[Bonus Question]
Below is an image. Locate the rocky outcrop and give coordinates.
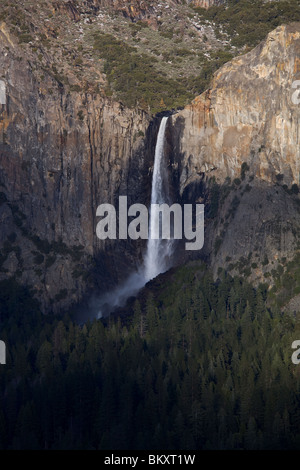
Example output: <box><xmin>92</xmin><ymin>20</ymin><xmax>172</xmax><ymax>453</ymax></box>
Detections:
<box><xmin>171</xmin><ymin>23</ymin><xmax>300</xmax><ymax>194</ymax></box>
<box><xmin>54</xmin><ymin>0</ymin><xmax>225</xmax><ymax>24</ymax></box>
<box><xmin>188</xmin><ymin>0</ymin><xmax>226</xmax><ymax>8</ymax></box>
<box><xmin>169</xmin><ymin>23</ymin><xmax>300</xmax><ymax>281</ymax></box>
<box><xmin>106</xmin><ymin>0</ymin><xmax>227</xmax><ymax>19</ymax></box>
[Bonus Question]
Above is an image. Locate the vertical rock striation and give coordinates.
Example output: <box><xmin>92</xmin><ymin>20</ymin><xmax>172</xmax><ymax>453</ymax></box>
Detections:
<box><xmin>0</xmin><ymin>23</ymin><xmax>154</xmax><ymax>312</ymax></box>
<box><xmin>171</xmin><ymin>23</ymin><xmax>300</xmax><ymax>195</ymax></box>
<box><xmin>169</xmin><ymin>23</ymin><xmax>300</xmax><ymax>281</ymax></box>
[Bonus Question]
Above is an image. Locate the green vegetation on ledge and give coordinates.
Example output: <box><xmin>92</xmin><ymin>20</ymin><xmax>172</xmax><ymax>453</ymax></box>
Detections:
<box><xmin>2</xmin><ymin>0</ymin><xmax>299</xmax><ymax>114</ymax></box>
<box><xmin>193</xmin><ymin>0</ymin><xmax>300</xmax><ymax>49</ymax></box>
<box><xmin>93</xmin><ymin>32</ymin><xmax>192</xmax><ymax>113</ymax></box>
<box><xmin>93</xmin><ymin>32</ymin><xmax>234</xmax><ymax>114</ymax></box>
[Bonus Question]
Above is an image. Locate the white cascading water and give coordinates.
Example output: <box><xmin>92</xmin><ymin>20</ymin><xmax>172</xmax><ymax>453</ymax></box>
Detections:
<box><xmin>144</xmin><ymin>116</ymin><xmax>173</xmax><ymax>281</ymax></box>
<box><xmin>91</xmin><ymin>116</ymin><xmax>173</xmax><ymax>320</ymax></box>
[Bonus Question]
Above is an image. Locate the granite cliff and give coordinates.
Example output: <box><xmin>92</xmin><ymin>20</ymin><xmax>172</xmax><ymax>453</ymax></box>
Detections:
<box><xmin>169</xmin><ymin>22</ymin><xmax>300</xmax><ymax>281</ymax></box>
<box><xmin>0</xmin><ymin>0</ymin><xmax>299</xmax><ymax>312</ymax></box>
<box><xmin>171</xmin><ymin>23</ymin><xmax>300</xmax><ymax>190</ymax></box>
<box><xmin>0</xmin><ymin>20</ymin><xmax>156</xmax><ymax>312</ymax></box>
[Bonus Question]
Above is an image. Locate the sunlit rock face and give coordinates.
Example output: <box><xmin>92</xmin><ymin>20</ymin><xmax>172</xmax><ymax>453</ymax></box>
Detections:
<box><xmin>171</xmin><ymin>23</ymin><xmax>300</xmax><ymax>195</ymax></box>
<box><xmin>189</xmin><ymin>0</ymin><xmax>226</xmax><ymax>7</ymax></box>
<box><xmin>169</xmin><ymin>23</ymin><xmax>300</xmax><ymax>282</ymax></box>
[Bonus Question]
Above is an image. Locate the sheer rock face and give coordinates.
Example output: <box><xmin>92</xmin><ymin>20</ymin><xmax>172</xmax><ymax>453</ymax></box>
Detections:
<box><xmin>169</xmin><ymin>23</ymin><xmax>300</xmax><ymax>279</ymax></box>
<box><xmin>171</xmin><ymin>23</ymin><xmax>300</xmax><ymax>195</ymax></box>
<box><xmin>0</xmin><ymin>23</ymin><xmax>154</xmax><ymax>312</ymax></box>
<box><xmin>1</xmin><ymin>17</ymin><xmax>300</xmax><ymax>312</ymax></box>
<box><xmin>190</xmin><ymin>0</ymin><xmax>226</xmax><ymax>7</ymax></box>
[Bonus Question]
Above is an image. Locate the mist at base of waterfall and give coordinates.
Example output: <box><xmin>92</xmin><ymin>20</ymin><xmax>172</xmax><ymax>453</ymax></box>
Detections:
<box><xmin>77</xmin><ymin>260</ymin><xmax>169</xmax><ymax>322</ymax></box>
<box><xmin>96</xmin><ymin>269</ymin><xmax>147</xmax><ymax>319</ymax></box>
<box><xmin>97</xmin><ymin>243</ymin><xmax>174</xmax><ymax>318</ymax></box>
<box><xmin>75</xmin><ymin>269</ymin><xmax>146</xmax><ymax>323</ymax></box>
<box><xmin>96</xmin><ymin>239</ymin><xmax>175</xmax><ymax>318</ymax></box>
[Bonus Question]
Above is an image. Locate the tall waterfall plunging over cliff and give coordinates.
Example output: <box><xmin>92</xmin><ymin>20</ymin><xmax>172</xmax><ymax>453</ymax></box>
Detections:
<box><xmin>91</xmin><ymin>116</ymin><xmax>174</xmax><ymax>319</ymax></box>
<box><xmin>144</xmin><ymin>116</ymin><xmax>174</xmax><ymax>281</ymax></box>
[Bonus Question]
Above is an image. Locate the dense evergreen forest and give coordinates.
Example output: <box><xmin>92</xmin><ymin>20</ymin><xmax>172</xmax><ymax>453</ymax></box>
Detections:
<box><xmin>1</xmin><ymin>261</ymin><xmax>300</xmax><ymax>449</ymax></box>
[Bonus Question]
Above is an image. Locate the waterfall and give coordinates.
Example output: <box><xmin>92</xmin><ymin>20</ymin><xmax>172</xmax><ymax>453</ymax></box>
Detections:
<box><xmin>144</xmin><ymin>116</ymin><xmax>173</xmax><ymax>281</ymax></box>
<box><xmin>87</xmin><ymin>116</ymin><xmax>173</xmax><ymax>321</ymax></box>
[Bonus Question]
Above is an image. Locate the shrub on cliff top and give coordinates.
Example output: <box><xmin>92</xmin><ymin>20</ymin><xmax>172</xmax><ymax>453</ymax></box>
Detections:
<box><xmin>93</xmin><ymin>32</ymin><xmax>195</xmax><ymax>113</ymax></box>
